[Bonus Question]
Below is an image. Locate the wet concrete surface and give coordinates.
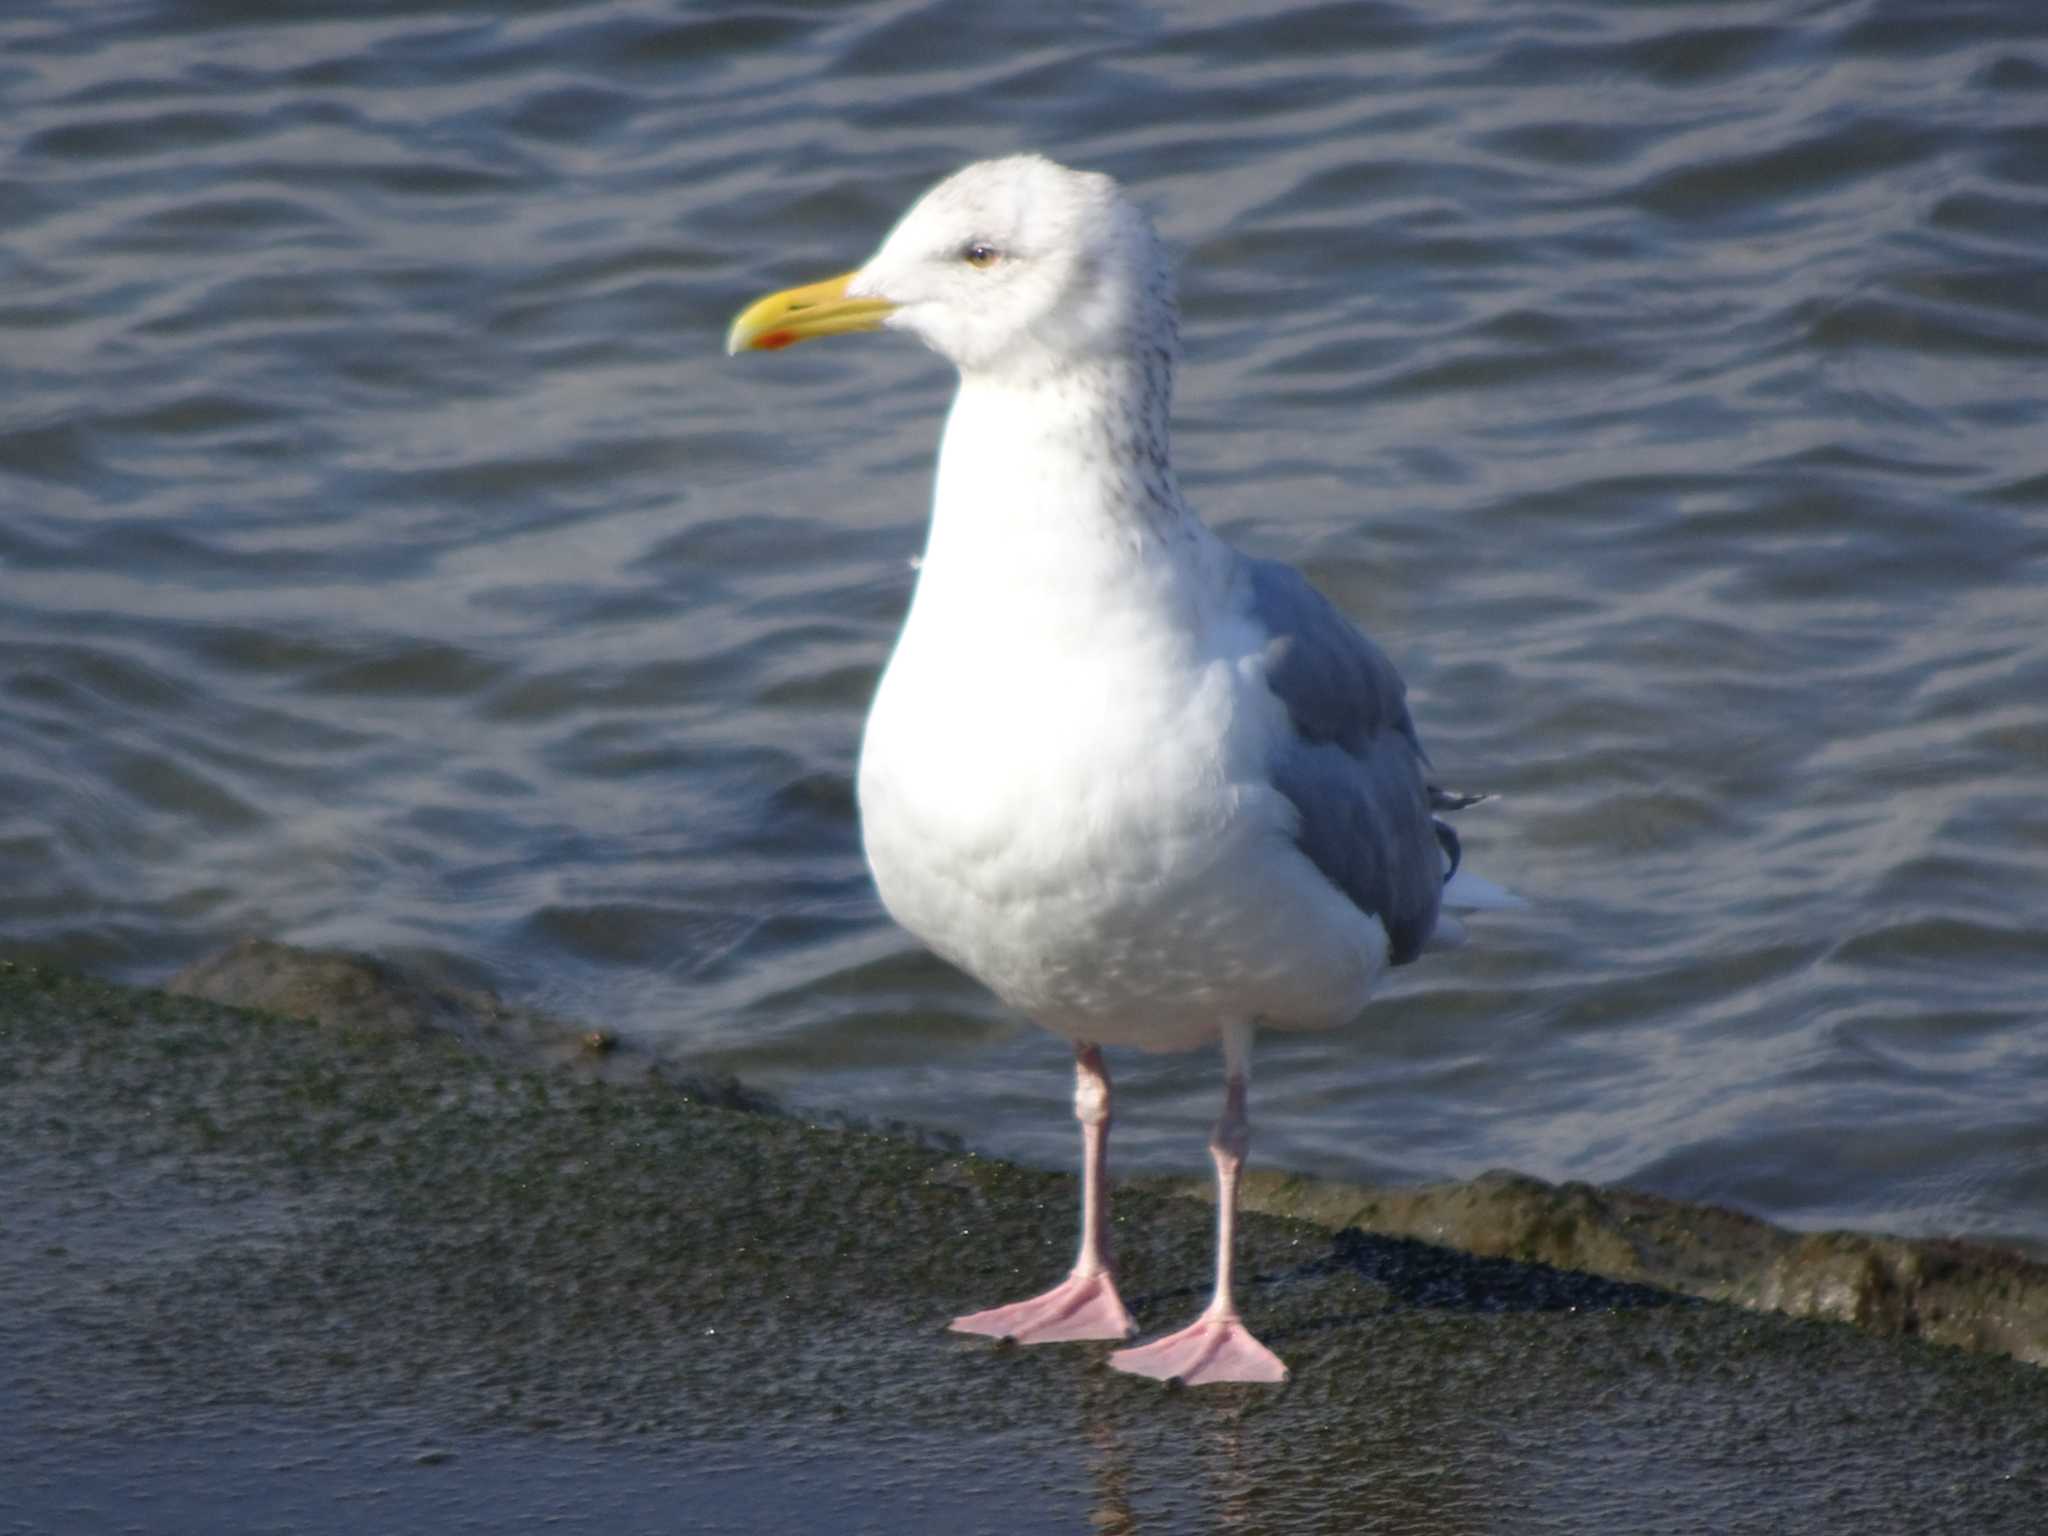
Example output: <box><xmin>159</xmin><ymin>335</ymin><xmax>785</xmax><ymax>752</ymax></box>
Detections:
<box><xmin>4</xmin><ymin>953</ymin><xmax>2045</xmax><ymax>1533</ymax></box>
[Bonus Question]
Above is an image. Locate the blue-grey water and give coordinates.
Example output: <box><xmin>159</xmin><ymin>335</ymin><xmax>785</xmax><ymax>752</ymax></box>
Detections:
<box><xmin>5</xmin><ymin>1</ymin><xmax>2045</xmax><ymax>1251</ymax></box>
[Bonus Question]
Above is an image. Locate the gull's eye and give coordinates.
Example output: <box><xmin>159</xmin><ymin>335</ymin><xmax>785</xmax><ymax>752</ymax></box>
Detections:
<box><xmin>963</xmin><ymin>242</ymin><xmax>1000</xmax><ymax>269</ymax></box>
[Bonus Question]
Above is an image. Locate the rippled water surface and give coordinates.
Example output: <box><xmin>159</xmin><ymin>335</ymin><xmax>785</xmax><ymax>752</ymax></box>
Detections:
<box><xmin>6</xmin><ymin>1</ymin><xmax>2045</xmax><ymax>1247</ymax></box>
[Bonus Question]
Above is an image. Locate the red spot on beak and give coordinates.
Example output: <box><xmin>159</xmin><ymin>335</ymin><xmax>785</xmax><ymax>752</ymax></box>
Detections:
<box><xmin>756</xmin><ymin>331</ymin><xmax>798</xmax><ymax>351</ymax></box>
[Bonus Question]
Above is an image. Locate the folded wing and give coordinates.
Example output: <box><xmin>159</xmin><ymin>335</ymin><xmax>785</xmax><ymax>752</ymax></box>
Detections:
<box><xmin>1242</xmin><ymin>556</ymin><xmax>1477</xmax><ymax>966</ymax></box>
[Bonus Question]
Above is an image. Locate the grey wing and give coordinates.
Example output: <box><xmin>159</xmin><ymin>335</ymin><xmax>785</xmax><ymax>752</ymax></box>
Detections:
<box><xmin>1243</xmin><ymin>556</ymin><xmax>1445</xmax><ymax>965</ymax></box>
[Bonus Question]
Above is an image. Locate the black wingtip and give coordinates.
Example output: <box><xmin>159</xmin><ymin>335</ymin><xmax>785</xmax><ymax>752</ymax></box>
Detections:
<box><xmin>1433</xmin><ymin>819</ymin><xmax>1463</xmax><ymax>885</ymax></box>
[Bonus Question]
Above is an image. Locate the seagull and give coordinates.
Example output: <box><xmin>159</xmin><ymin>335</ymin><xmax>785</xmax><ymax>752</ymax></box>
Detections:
<box><xmin>726</xmin><ymin>155</ymin><xmax>1515</xmax><ymax>1385</ymax></box>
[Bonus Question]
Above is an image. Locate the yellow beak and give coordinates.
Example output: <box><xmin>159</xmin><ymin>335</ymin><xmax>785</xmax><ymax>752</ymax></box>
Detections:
<box><xmin>724</xmin><ymin>271</ymin><xmax>895</xmax><ymax>356</ymax></box>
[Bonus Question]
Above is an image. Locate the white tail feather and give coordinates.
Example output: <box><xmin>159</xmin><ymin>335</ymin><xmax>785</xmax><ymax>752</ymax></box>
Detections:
<box><xmin>1443</xmin><ymin>868</ymin><xmax>1524</xmax><ymax>911</ymax></box>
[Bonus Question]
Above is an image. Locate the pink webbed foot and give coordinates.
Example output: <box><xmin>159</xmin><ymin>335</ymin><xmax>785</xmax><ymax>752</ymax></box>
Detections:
<box><xmin>1110</xmin><ymin>1311</ymin><xmax>1289</xmax><ymax>1386</ymax></box>
<box><xmin>949</xmin><ymin>1268</ymin><xmax>1136</xmax><ymax>1344</ymax></box>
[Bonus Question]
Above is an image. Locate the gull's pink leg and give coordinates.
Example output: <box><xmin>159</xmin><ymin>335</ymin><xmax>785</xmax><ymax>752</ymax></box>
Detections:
<box><xmin>1112</xmin><ymin>1023</ymin><xmax>1288</xmax><ymax>1385</ymax></box>
<box><xmin>950</xmin><ymin>1043</ymin><xmax>1136</xmax><ymax>1343</ymax></box>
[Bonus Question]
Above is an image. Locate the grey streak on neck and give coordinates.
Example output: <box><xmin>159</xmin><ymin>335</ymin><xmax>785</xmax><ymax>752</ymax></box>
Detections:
<box><xmin>1035</xmin><ymin>264</ymin><xmax>1186</xmax><ymax>544</ymax></box>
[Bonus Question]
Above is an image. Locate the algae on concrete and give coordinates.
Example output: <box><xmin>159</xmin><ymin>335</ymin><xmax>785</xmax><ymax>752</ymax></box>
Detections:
<box><xmin>1138</xmin><ymin>1163</ymin><xmax>2048</xmax><ymax>1366</ymax></box>
<box><xmin>169</xmin><ymin>938</ymin><xmax>2048</xmax><ymax>1368</ymax></box>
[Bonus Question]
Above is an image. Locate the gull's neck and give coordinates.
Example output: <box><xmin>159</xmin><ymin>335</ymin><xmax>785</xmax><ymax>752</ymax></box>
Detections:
<box><xmin>924</xmin><ymin>354</ymin><xmax>1191</xmax><ymax>578</ymax></box>
<box><xmin>890</xmin><ymin>352</ymin><xmax>1223</xmax><ymax>676</ymax></box>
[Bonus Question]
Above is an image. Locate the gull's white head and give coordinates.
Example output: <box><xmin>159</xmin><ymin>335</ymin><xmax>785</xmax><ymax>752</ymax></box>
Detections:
<box><xmin>727</xmin><ymin>155</ymin><xmax>1175</xmax><ymax>384</ymax></box>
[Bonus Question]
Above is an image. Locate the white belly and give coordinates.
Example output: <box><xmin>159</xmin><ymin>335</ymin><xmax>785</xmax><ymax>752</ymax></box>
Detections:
<box><xmin>856</xmin><ymin>626</ymin><xmax>1389</xmax><ymax>1052</ymax></box>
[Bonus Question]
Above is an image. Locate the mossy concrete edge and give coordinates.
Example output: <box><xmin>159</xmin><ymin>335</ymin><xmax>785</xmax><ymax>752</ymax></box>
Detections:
<box><xmin>157</xmin><ymin>936</ymin><xmax>2048</xmax><ymax>1369</ymax></box>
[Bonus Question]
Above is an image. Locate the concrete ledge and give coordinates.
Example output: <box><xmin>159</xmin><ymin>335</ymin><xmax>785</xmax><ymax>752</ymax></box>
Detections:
<box><xmin>7</xmin><ymin>945</ymin><xmax>2045</xmax><ymax>1531</ymax></box>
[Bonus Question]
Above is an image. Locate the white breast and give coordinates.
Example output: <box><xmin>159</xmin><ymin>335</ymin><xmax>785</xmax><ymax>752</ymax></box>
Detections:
<box><xmin>856</xmin><ymin>509</ymin><xmax>1389</xmax><ymax>1051</ymax></box>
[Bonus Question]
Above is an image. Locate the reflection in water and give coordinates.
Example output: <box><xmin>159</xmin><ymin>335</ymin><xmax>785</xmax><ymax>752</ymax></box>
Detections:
<box><xmin>1071</xmin><ymin>1368</ymin><xmax>1492</xmax><ymax>1534</ymax></box>
<box><xmin>1083</xmin><ymin>1410</ymin><xmax>1136</xmax><ymax>1536</ymax></box>
<box><xmin>1048</xmin><ymin>1222</ymin><xmax>1714</xmax><ymax>1529</ymax></box>
<box><xmin>1205</xmin><ymin>1412</ymin><xmax>1258</xmax><ymax>1534</ymax></box>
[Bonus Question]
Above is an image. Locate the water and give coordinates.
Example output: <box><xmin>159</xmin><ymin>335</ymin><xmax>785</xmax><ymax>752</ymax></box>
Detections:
<box><xmin>4</xmin><ymin>0</ymin><xmax>2044</xmax><ymax>1250</ymax></box>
